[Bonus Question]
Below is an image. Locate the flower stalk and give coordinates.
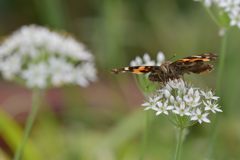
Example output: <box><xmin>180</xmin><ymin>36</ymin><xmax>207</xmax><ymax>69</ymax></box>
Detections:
<box><xmin>139</xmin><ymin>111</ymin><xmax>152</xmax><ymax>160</ymax></box>
<box><xmin>217</xmin><ymin>28</ymin><xmax>229</xmax><ymax>92</ymax></box>
<box><xmin>174</xmin><ymin>127</ymin><xmax>185</xmax><ymax>160</ymax></box>
<box><xmin>13</xmin><ymin>89</ymin><xmax>42</xmax><ymax>160</ymax></box>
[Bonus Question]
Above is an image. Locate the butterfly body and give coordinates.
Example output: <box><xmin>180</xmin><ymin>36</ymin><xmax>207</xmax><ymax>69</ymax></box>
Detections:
<box><xmin>112</xmin><ymin>53</ymin><xmax>217</xmax><ymax>83</ymax></box>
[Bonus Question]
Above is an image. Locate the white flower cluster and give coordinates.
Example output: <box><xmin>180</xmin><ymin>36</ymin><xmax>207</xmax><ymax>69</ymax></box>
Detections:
<box><xmin>196</xmin><ymin>0</ymin><xmax>240</xmax><ymax>28</ymax></box>
<box><xmin>130</xmin><ymin>51</ymin><xmax>165</xmax><ymax>66</ymax></box>
<box><xmin>0</xmin><ymin>25</ymin><xmax>97</xmax><ymax>89</ymax></box>
<box><xmin>142</xmin><ymin>79</ymin><xmax>222</xmax><ymax>124</ymax></box>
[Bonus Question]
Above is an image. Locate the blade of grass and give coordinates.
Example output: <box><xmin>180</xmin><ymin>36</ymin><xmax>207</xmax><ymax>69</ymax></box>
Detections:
<box><xmin>0</xmin><ymin>109</ymin><xmax>41</xmax><ymax>160</ymax></box>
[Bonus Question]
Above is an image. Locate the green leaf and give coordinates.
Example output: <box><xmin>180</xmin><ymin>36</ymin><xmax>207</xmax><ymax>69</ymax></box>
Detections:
<box><xmin>0</xmin><ymin>109</ymin><xmax>41</xmax><ymax>160</ymax></box>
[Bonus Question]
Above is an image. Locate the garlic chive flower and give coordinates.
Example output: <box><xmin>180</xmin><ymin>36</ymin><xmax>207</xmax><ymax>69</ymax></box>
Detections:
<box><xmin>195</xmin><ymin>0</ymin><xmax>240</xmax><ymax>29</ymax></box>
<box><xmin>0</xmin><ymin>25</ymin><xmax>97</xmax><ymax>89</ymax></box>
<box><xmin>142</xmin><ymin>79</ymin><xmax>222</xmax><ymax>124</ymax></box>
<box><xmin>130</xmin><ymin>51</ymin><xmax>165</xmax><ymax>66</ymax></box>
<box><xmin>154</xmin><ymin>101</ymin><xmax>174</xmax><ymax>115</ymax></box>
<box><xmin>191</xmin><ymin>108</ymin><xmax>210</xmax><ymax>124</ymax></box>
<box><xmin>142</xmin><ymin>96</ymin><xmax>161</xmax><ymax>110</ymax></box>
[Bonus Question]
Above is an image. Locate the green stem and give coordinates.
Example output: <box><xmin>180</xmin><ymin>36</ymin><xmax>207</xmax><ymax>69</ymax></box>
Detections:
<box><xmin>206</xmin><ymin>28</ymin><xmax>229</xmax><ymax>160</ymax></box>
<box><xmin>205</xmin><ymin>8</ymin><xmax>222</xmax><ymax>28</ymax></box>
<box><xmin>174</xmin><ymin>127</ymin><xmax>185</xmax><ymax>160</ymax></box>
<box><xmin>13</xmin><ymin>89</ymin><xmax>41</xmax><ymax>160</ymax></box>
<box><xmin>217</xmin><ymin>29</ymin><xmax>229</xmax><ymax>91</ymax></box>
<box><xmin>201</xmin><ymin>2</ymin><xmax>222</xmax><ymax>28</ymax></box>
<box><xmin>140</xmin><ymin>111</ymin><xmax>151</xmax><ymax>160</ymax></box>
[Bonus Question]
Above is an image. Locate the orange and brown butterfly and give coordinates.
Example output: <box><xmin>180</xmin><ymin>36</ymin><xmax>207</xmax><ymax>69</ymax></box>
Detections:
<box><xmin>111</xmin><ymin>53</ymin><xmax>217</xmax><ymax>83</ymax></box>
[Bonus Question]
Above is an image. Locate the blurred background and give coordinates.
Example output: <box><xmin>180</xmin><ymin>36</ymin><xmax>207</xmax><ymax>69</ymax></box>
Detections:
<box><xmin>0</xmin><ymin>0</ymin><xmax>240</xmax><ymax>159</ymax></box>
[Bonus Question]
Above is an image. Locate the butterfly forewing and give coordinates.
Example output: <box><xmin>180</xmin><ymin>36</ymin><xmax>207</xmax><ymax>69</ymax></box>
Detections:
<box><xmin>111</xmin><ymin>66</ymin><xmax>161</xmax><ymax>74</ymax></box>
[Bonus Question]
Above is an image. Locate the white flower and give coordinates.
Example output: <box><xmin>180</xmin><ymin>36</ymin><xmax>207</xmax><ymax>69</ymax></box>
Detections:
<box><xmin>218</xmin><ymin>0</ymin><xmax>240</xmax><ymax>12</ymax></box>
<box><xmin>163</xmin><ymin>89</ymin><xmax>171</xmax><ymax>98</ymax></box>
<box><xmin>154</xmin><ymin>101</ymin><xmax>174</xmax><ymax>115</ymax></box>
<box><xmin>204</xmin><ymin>100</ymin><xmax>223</xmax><ymax>113</ymax></box>
<box><xmin>143</xmin><ymin>54</ymin><xmax>155</xmax><ymax>66</ymax></box>
<box><xmin>130</xmin><ymin>56</ymin><xmax>142</xmax><ymax>66</ymax></box>
<box><xmin>184</xmin><ymin>89</ymin><xmax>201</xmax><ymax>107</ymax></box>
<box><xmin>0</xmin><ymin>54</ymin><xmax>22</xmax><ymax>80</ymax></box>
<box><xmin>142</xmin><ymin>96</ymin><xmax>161</xmax><ymax>110</ymax></box>
<box><xmin>195</xmin><ymin>0</ymin><xmax>240</xmax><ymax>29</ymax></box>
<box><xmin>48</xmin><ymin>57</ymin><xmax>75</xmax><ymax>86</ymax></box>
<box><xmin>173</xmin><ymin>102</ymin><xmax>191</xmax><ymax>116</ymax></box>
<box><xmin>219</xmin><ymin>28</ymin><xmax>226</xmax><ymax>36</ymax></box>
<box><xmin>156</xmin><ymin>51</ymin><xmax>165</xmax><ymax>65</ymax></box>
<box><xmin>176</xmin><ymin>96</ymin><xmax>183</xmax><ymax>103</ymax></box>
<box><xmin>22</xmin><ymin>63</ymin><xmax>49</xmax><ymax>89</ymax></box>
<box><xmin>201</xmin><ymin>90</ymin><xmax>219</xmax><ymax>100</ymax></box>
<box><xmin>142</xmin><ymin>79</ymin><xmax>221</xmax><ymax>125</ymax></box>
<box><xmin>169</xmin><ymin>95</ymin><xmax>175</xmax><ymax>104</ymax></box>
<box><xmin>130</xmin><ymin>51</ymin><xmax>165</xmax><ymax>66</ymax></box>
<box><xmin>0</xmin><ymin>25</ymin><xmax>97</xmax><ymax>88</ymax></box>
<box><xmin>230</xmin><ymin>9</ymin><xmax>240</xmax><ymax>27</ymax></box>
<box><xmin>191</xmin><ymin>108</ymin><xmax>210</xmax><ymax>124</ymax></box>
<box><xmin>167</xmin><ymin>79</ymin><xmax>186</xmax><ymax>94</ymax></box>
<box><xmin>75</xmin><ymin>63</ymin><xmax>97</xmax><ymax>87</ymax></box>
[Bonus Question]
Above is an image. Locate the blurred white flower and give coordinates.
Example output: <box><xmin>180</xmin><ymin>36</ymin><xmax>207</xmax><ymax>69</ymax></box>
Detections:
<box><xmin>48</xmin><ymin>57</ymin><xmax>75</xmax><ymax>86</ymax></box>
<box><xmin>130</xmin><ymin>51</ymin><xmax>165</xmax><ymax>66</ymax></box>
<box><xmin>142</xmin><ymin>79</ymin><xmax>222</xmax><ymax>124</ymax></box>
<box><xmin>229</xmin><ymin>9</ymin><xmax>240</xmax><ymax>27</ymax></box>
<box><xmin>22</xmin><ymin>63</ymin><xmax>49</xmax><ymax>88</ymax></box>
<box><xmin>156</xmin><ymin>51</ymin><xmax>165</xmax><ymax>65</ymax></box>
<box><xmin>218</xmin><ymin>0</ymin><xmax>240</xmax><ymax>12</ymax></box>
<box><xmin>219</xmin><ymin>28</ymin><xmax>226</xmax><ymax>36</ymax></box>
<box><xmin>0</xmin><ymin>25</ymin><xmax>97</xmax><ymax>89</ymax></box>
<box><xmin>75</xmin><ymin>62</ymin><xmax>97</xmax><ymax>87</ymax></box>
<box><xmin>196</xmin><ymin>0</ymin><xmax>240</xmax><ymax>29</ymax></box>
<box><xmin>0</xmin><ymin>54</ymin><xmax>22</xmax><ymax>80</ymax></box>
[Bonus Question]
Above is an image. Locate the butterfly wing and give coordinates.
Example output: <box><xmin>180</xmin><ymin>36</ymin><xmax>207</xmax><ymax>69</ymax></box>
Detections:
<box><xmin>170</xmin><ymin>53</ymin><xmax>217</xmax><ymax>75</ymax></box>
<box><xmin>111</xmin><ymin>66</ymin><xmax>161</xmax><ymax>74</ymax></box>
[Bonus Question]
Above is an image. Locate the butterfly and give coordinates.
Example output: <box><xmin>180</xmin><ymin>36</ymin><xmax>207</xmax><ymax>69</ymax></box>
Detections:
<box><xmin>111</xmin><ymin>53</ymin><xmax>217</xmax><ymax>83</ymax></box>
